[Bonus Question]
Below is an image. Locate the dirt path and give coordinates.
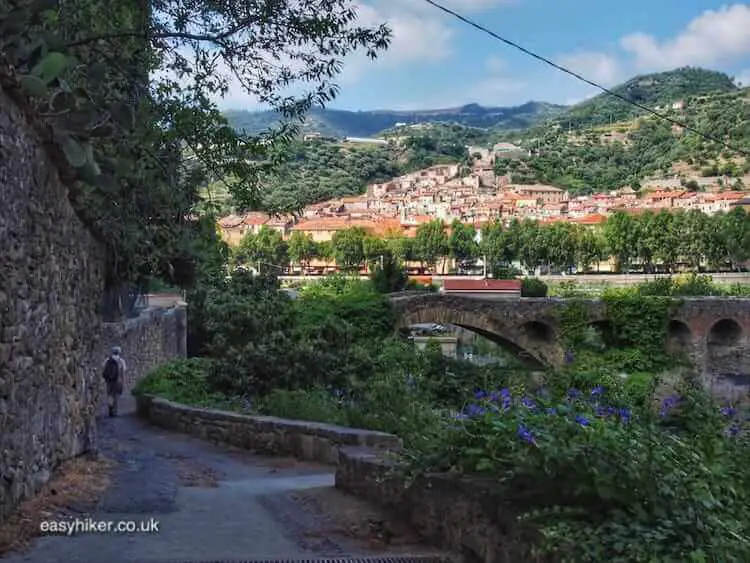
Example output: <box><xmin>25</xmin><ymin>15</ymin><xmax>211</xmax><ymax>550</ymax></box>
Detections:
<box><xmin>1</xmin><ymin>399</ymin><xmax>440</xmax><ymax>563</ymax></box>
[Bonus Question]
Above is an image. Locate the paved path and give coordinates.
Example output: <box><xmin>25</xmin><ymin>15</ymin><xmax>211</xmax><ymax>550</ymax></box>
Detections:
<box><xmin>1</xmin><ymin>398</ymin><xmax>435</xmax><ymax>563</ymax></box>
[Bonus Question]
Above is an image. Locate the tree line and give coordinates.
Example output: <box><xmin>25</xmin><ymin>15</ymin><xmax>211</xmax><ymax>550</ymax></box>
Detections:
<box><xmin>232</xmin><ymin>207</ymin><xmax>750</xmax><ymax>275</ymax></box>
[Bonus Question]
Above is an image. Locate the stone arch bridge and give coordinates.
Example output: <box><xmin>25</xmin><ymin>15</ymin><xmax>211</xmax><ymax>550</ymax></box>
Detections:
<box><xmin>389</xmin><ymin>292</ymin><xmax>750</xmax><ymax>398</ymax></box>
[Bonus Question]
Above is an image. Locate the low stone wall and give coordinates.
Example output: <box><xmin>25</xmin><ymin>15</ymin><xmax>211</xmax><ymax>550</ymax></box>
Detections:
<box><xmin>136</xmin><ymin>395</ymin><xmax>401</xmax><ymax>464</ymax></box>
<box><xmin>335</xmin><ymin>447</ymin><xmax>524</xmax><ymax>563</ymax></box>
<box><xmin>137</xmin><ymin>393</ymin><xmax>516</xmax><ymax>563</ymax></box>
<box><xmin>97</xmin><ymin>305</ymin><xmax>187</xmax><ymax>411</ymax></box>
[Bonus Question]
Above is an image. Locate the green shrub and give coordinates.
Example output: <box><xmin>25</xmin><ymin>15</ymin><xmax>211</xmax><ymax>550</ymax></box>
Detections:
<box><xmin>133</xmin><ymin>358</ymin><xmax>228</xmax><ymax>407</ymax></box>
<box><xmin>521</xmin><ymin>277</ymin><xmax>548</xmax><ymax>297</ymax></box>
<box><xmin>259</xmin><ymin>388</ymin><xmax>347</xmax><ymax>425</ymax></box>
<box><xmin>637</xmin><ymin>274</ymin><xmax>723</xmax><ymax>297</ymax></box>
<box><xmin>370</xmin><ymin>253</ymin><xmax>407</xmax><ymax>293</ymax></box>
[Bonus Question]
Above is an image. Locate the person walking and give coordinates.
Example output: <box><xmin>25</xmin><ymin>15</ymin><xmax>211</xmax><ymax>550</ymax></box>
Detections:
<box><xmin>102</xmin><ymin>346</ymin><xmax>126</xmax><ymax>417</ymax></box>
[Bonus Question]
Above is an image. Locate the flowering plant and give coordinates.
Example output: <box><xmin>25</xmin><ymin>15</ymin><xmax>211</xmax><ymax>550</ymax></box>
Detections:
<box><xmin>406</xmin><ymin>382</ymin><xmax>750</xmax><ymax>562</ymax></box>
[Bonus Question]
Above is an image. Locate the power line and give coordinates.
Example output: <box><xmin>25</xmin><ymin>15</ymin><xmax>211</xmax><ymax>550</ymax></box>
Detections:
<box><xmin>423</xmin><ymin>0</ymin><xmax>749</xmax><ymax>158</ymax></box>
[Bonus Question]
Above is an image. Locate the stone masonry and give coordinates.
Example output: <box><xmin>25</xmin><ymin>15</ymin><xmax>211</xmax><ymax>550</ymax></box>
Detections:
<box><xmin>0</xmin><ymin>82</ymin><xmax>106</xmax><ymax>523</ymax></box>
<box><xmin>0</xmin><ymin>82</ymin><xmax>187</xmax><ymax>522</ymax></box>
<box><xmin>97</xmin><ymin>304</ymin><xmax>187</xmax><ymax>410</ymax></box>
<box><xmin>136</xmin><ymin>395</ymin><xmax>401</xmax><ymax>464</ymax></box>
<box><xmin>136</xmin><ymin>392</ymin><xmax>523</xmax><ymax>563</ymax></box>
<box><xmin>390</xmin><ymin>293</ymin><xmax>750</xmax><ymax>399</ymax></box>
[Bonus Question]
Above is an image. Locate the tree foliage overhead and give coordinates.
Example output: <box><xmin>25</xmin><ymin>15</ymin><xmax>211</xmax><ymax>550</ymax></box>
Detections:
<box><xmin>0</xmin><ymin>0</ymin><xmax>390</xmax><ymax>289</ymax></box>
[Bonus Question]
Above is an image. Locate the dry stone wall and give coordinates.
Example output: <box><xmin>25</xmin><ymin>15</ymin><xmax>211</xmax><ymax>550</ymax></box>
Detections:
<box><xmin>136</xmin><ymin>395</ymin><xmax>401</xmax><ymax>463</ymax></box>
<box><xmin>97</xmin><ymin>305</ymin><xmax>187</xmax><ymax>410</ymax></box>
<box><xmin>0</xmin><ymin>82</ymin><xmax>188</xmax><ymax>522</ymax></box>
<box><xmin>0</xmin><ymin>83</ymin><xmax>105</xmax><ymax>523</ymax></box>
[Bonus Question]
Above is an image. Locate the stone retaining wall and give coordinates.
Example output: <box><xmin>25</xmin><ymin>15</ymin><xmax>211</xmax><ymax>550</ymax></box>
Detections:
<box><xmin>0</xmin><ymin>81</ymin><xmax>105</xmax><ymax>524</ymax></box>
<box><xmin>135</xmin><ymin>395</ymin><xmax>401</xmax><ymax>463</ymax></box>
<box><xmin>335</xmin><ymin>447</ymin><xmax>525</xmax><ymax>563</ymax></box>
<box><xmin>98</xmin><ymin>305</ymin><xmax>187</xmax><ymax>408</ymax></box>
<box><xmin>136</xmin><ymin>394</ymin><xmax>516</xmax><ymax>563</ymax></box>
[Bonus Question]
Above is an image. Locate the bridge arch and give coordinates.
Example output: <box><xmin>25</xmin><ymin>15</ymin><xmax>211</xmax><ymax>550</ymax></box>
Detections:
<box><xmin>667</xmin><ymin>319</ymin><xmax>693</xmax><ymax>354</ymax></box>
<box><xmin>396</xmin><ymin>302</ymin><xmax>563</xmax><ymax>367</ymax></box>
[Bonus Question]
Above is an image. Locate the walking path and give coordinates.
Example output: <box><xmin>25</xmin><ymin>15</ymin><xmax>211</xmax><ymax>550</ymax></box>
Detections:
<box><xmin>1</xmin><ymin>398</ymin><xmax>439</xmax><ymax>563</ymax></box>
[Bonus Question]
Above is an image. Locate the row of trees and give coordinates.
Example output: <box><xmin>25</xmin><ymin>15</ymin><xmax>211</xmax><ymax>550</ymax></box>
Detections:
<box><xmin>232</xmin><ymin>207</ymin><xmax>750</xmax><ymax>275</ymax></box>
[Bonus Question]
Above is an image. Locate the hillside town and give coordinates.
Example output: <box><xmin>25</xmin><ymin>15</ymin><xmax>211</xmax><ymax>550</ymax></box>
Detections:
<box><xmin>218</xmin><ymin>141</ymin><xmax>750</xmax><ymax>246</ymax></box>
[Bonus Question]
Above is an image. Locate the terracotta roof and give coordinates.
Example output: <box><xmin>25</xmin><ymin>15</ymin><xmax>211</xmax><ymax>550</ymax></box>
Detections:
<box><xmin>218</xmin><ymin>215</ymin><xmax>243</xmax><ymax>228</ymax></box>
<box><xmin>242</xmin><ymin>212</ymin><xmax>270</xmax><ymax>226</ymax></box>
<box><xmin>572</xmin><ymin>213</ymin><xmax>607</xmax><ymax>225</ymax></box>
<box><xmin>443</xmin><ymin>279</ymin><xmax>521</xmax><ymax>291</ymax></box>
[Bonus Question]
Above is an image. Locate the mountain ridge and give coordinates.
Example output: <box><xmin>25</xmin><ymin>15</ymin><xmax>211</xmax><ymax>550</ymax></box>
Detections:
<box><xmin>223</xmin><ymin>67</ymin><xmax>739</xmax><ymax>138</ymax></box>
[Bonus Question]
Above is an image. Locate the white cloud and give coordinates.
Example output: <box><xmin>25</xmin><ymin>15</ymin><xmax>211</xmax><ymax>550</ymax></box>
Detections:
<box><xmin>621</xmin><ymin>4</ymin><xmax>750</xmax><ymax>71</ymax></box>
<box><xmin>485</xmin><ymin>56</ymin><xmax>506</xmax><ymax>73</ymax></box>
<box><xmin>555</xmin><ymin>51</ymin><xmax>622</xmax><ymax>86</ymax></box>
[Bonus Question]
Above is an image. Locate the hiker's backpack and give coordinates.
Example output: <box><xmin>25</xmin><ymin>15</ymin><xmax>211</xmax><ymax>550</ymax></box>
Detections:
<box><xmin>103</xmin><ymin>357</ymin><xmax>120</xmax><ymax>383</ymax></box>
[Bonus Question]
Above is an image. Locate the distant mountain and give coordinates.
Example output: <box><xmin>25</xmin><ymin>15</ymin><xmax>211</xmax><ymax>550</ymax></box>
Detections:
<box><xmin>562</xmin><ymin>67</ymin><xmax>738</xmax><ymax>129</ymax></box>
<box><xmin>224</xmin><ymin>101</ymin><xmax>568</xmax><ymax>138</ymax></box>
<box><xmin>223</xmin><ymin>67</ymin><xmax>740</xmax><ymax>139</ymax></box>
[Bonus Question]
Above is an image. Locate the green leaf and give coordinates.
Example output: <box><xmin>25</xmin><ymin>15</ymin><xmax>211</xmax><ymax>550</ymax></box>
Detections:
<box><xmin>18</xmin><ymin>74</ymin><xmax>48</xmax><ymax>98</ymax></box>
<box><xmin>31</xmin><ymin>52</ymin><xmax>68</xmax><ymax>84</ymax></box>
<box><xmin>60</xmin><ymin>136</ymin><xmax>87</xmax><ymax>168</ymax></box>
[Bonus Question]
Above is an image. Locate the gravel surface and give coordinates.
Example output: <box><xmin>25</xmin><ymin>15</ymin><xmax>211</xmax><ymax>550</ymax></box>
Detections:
<box><xmin>0</xmin><ymin>398</ymin><xmax>438</xmax><ymax>563</ymax></box>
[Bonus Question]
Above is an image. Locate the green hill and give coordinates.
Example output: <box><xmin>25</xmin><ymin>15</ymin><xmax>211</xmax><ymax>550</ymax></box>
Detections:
<box><xmin>224</xmin><ymin>101</ymin><xmax>567</xmax><ymax>138</ymax></box>
<box><xmin>562</xmin><ymin>67</ymin><xmax>738</xmax><ymax>129</ymax></box>
<box><xmin>207</xmin><ymin>67</ymin><xmax>749</xmax><ymax>213</ymax></box>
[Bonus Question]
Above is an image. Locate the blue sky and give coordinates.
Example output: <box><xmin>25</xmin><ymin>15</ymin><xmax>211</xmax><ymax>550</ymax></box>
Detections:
<box><xmin>217</xmin><ymin>1</ymin><xmax>750</xmax><ymax>111</ymax></box>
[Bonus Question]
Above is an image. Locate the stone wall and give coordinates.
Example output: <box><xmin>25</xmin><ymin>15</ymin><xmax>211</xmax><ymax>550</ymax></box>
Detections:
<box><xmin>0</xmin><ymin>84</ymin><xmax>105</xmax><ymax>523</ymax></box>
<box><xmin>136</xmin><ymin>393</ymin><xmax>517</xmax><ymax>563</ymax></box>
<box><xmin>136</xmin><ymin>395</ymin><xmax>401</xmax><ymax>464</ymax></box>
<box><xmin>336</xmin><ymin>447</ymin><xmax>530</xmax><ymax>563</ymax></box>
<box><xmin>0</xmin><ymin>81</ymin><xmax>188</xmax><ymax>522</ymax></box>
<box><xmin>98</xmin><ymin>304</ymin><xmax>187</xmax><ymax>407</ymax></box>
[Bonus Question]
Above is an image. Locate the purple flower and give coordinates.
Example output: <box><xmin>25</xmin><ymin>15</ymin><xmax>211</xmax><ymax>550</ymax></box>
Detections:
<box><xmin>591</xmin><ymin>386</ymin><xmax>605</xmax><ymax>397</ymax></box>
<box><xmin>720</xmin><ymin>405</ymin><xmax>737</xmax><ymax>417</ymax></box>
<box><xmin>618</xmin><ymin>408</ymin><xmax>631</xmax><ymax>423</ymax></box>
<box><xmin>517</xmin><ymin>424</ymin><xmax>536</xmax><ymax>444</ymax></box>
<box><xmin>474</xmin><ymin>389</ymin><xmax>487</xmax><ymax>400</ymax></box>
<box><xmin>725</xmin><ymin>424</ymin><xmax>741</xmax><ymax>437</ymax></box>
<box><xmin>565</xmin><ymin>349</ymin><xmax>575</xmax><ymax>364</ymax></box>
<box><xmin>521</xmin><ymin>397</ymin><xmax>537</xmax><ymax>410</ymax></box>
<box><xmin>464</xmin><ymin>403</ymin><xmax>487</xmax><ymax>417</ymax></box>
<box><xmin>660</xmin><ymin>394</ymin><xmax>681</xmax><ymax>417</ymax></box>
<box><xmin>575</xmin><ymin>414</ymin><xmax>590</xmax><ymax>427</ymax></box>
<box><xmin>546</xmin><ymin>407</ymin><xmax>557</xmax><ymax>415</ymax></box>
<box><xmin>568</xmin><ymin>388</ymin><xmax>581</xmax><ymax>399</ymax></box>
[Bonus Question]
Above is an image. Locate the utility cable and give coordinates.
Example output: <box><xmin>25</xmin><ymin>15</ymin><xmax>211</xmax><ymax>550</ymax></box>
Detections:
<box><xmin>423</xmin><ymin>0</ymin><xmax>749</xmax><ymax>157</ymax></box>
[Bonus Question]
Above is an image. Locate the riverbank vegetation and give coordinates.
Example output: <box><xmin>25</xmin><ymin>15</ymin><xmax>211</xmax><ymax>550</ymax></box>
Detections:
<box><xmin>136</xmin><ymin>269</ymin><xmax>750</xmax><ymax>560</ymax></box>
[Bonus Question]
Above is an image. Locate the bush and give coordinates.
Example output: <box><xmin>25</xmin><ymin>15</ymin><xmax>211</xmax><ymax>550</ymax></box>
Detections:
<box><xmin>259</xmin><ymin>388</ymin><xmax>347</xmax><ymax>425</ymax></box>
<box><xmin>370</xmin><ymin>253</ymin><xmax>407</xmax><ymax>293</ymax></box>
<box><xmin>407</xmin><ymin>382</ymin><xmax>750</xmax><ymax>561</ymax></box>
<box><xmin>637</xmin><ymin>274</ymin><xmax>722</xmax><ymax>297</ymax></box>
<box><xmin>132</xmin><ymin>358</ymin><xmax>230</xmax><ymax>407</ymax></box>
<box><xmin>521</xmin><ymin>277</ymin><xmax>548</xmax><ymax>297</ymax></box>
<box><xmin>405</xmin><ymin>279</ymin><xmax>438</xmax><ymax>291</ymax></box>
